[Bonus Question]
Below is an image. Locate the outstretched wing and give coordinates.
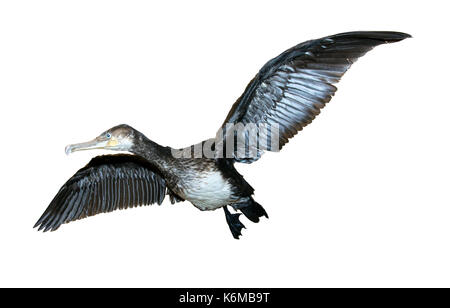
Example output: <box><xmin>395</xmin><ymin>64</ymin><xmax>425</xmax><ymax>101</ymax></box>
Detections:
<box><xmin>216</xmin><ymin>31</ymin><xmax>410</xmax><ymax>163</ymax></box>
<box><xmin>35</xmin><ymin>154</ymin><xmax>169</xmax><ymax>232</ymax></box>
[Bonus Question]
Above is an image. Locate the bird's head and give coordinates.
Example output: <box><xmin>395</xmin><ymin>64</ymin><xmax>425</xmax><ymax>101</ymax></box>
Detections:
<box><xmin>65</xmin><ymin>124</ymin><xmax>137</xmax><ymax>155</ymax></box>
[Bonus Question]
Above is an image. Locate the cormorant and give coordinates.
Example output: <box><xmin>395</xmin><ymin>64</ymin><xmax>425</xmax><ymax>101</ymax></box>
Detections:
<box><xmin>35</xmin><ymin>31</ymin><xmax>410</xmax><ymax>238</ymax></box>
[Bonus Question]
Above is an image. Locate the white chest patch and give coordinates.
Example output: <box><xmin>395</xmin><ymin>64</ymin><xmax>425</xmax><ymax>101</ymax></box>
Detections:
<box><xmin>181</xmin><ymin>171</ymin><xmax>234</xmax><ymax>211</ymax></box>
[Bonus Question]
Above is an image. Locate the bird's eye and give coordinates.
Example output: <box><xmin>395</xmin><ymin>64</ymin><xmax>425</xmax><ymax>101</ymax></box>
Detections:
<box><xmin>106</xmin><ymin>133</ymin><xmax>112</xmax><ymax>139</ymax></box>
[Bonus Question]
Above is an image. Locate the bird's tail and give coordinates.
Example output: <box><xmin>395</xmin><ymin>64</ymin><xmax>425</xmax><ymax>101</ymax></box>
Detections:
<box><xmin>237</xmin><ymin>197</ymin><xmax>268</xmax><ymax>223</ymax></box>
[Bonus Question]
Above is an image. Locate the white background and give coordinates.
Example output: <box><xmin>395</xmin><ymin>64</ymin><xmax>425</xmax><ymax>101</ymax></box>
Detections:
<box><xmin>0</xmin><ymin>0</ymin><xmax>448</xmax><ymax>287</ymax></box>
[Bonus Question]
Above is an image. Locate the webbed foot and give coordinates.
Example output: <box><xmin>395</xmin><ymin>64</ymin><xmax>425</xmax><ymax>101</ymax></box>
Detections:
<box><xmin>223</xmin><ymin>206</ymin><xmax>246</xmax><ymax>239</ymax></box>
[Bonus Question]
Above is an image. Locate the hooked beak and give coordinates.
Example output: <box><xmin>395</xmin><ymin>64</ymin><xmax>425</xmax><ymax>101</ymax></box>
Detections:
<box><xmin>65</xmin><ymin>138</ymin><xmax>110</xmax><ymax>155</ymax></box>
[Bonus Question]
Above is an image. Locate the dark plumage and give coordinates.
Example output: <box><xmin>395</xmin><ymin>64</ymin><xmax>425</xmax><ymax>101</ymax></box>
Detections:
<box><xmin>34</xmin><ymin>155</ymin><xmax>169</xmax><ymax>232</ymax></box>
<box><xmin>218</xmin><ymin>31</ymin><xmax>411</xmax><ymax>162</ymax></box>
<box><xmin>35</xmin><ymin>31</ymin><xmax>410</xmax><ymax>238</ymax></box>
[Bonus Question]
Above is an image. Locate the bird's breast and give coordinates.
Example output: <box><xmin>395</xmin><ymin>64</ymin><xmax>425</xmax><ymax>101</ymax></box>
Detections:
<box><xmin>172</xmin><ymin>169</ymin><xmax>236</xmax><ymax>211</ymax></box>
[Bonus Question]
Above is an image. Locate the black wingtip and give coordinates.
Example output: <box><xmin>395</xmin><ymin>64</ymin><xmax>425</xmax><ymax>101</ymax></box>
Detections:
<box><xmin>33</xmin><ymin>218</ymin><xmax>44</xmax><ymax>230</ymax></box>
<box><xmin>402</xmin><ymin>32</ymin><xmax>412</xmax><ymax>39</ymax></box>
<box><xmin>380</xmin><ymin>31</ymin><xmax>412</xmax><ymax>41</ymax></box>
<box><xmin>34</xmin><ymin>215</ymin><xmax>49</xmax><ymax>231</ymax></box>
<box><xmin>332</xmin><ymin>31</ymin><xmax>412</xmax><ymax>42</ymax></box>
<box><xmin>376</xmin><ymin>31</ymin><xmax>412</xmax><ymax>41</ymax></box>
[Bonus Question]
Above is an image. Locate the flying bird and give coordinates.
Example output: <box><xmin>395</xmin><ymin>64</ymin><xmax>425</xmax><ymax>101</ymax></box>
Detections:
<box><xmin>35</xmin><ymin>31</ymin><xmax>410</xmax><ymax>238</ymax></box>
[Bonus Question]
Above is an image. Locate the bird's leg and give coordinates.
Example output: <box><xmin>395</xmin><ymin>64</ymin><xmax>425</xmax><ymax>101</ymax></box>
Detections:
<box><xmin>223</xmin><ymin>206</ymin><xmax>246</xmax><ymax>239</ymax></box>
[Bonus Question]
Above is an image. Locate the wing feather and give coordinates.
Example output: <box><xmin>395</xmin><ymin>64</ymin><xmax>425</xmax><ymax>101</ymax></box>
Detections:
<box><xmin>35</xmin><ymin>154</ymin><xmax>169</xmax><ymax>231</ymax></box>
<box><xmin>217</xmin><ymin>31</ymin><xmax>410</xmax><ymax>163</ymax></box>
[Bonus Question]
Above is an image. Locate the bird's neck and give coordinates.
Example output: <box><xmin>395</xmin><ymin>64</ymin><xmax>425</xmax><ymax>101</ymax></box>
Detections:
<box><xmin>130</xmin><ymin>134</ymin><xmax>172</xmax><ymax>172</ymax></box>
